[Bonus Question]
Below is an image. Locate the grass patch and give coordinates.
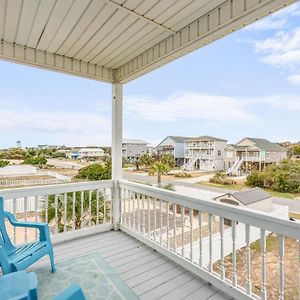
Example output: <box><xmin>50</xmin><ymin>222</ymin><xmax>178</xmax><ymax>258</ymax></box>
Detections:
<box><xmin>250</xmin><ymin>234</ymin><xmax>278</xmax><ymax>252</ymax></box>
<box><xmin>198</xmin><ymin>182</ymin><xmax>300</xmax><ymax>199</ymax></box>
<box><xmin>197</xmin><ymin>182</ymin><xmax>245</xmax><ymax>191</ymax></box>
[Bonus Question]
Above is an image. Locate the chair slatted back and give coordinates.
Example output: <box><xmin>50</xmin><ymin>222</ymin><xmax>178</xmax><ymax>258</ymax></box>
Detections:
<box><xmin>0</xmin><ymin>197</ymin><xmax>15</xmax><ymax>252</ymax></box>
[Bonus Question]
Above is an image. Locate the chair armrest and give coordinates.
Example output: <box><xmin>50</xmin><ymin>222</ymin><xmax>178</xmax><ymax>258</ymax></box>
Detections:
<box><xmin>4</xmin><ymin>211</ymin><xmax>47</xmax><ymax>229</ymax></box>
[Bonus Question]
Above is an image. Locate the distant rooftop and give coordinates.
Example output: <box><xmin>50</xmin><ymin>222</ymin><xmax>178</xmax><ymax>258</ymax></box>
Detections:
<box><xmin>233</xmin><ymin>138</ymin><xmax>287</xmax><ymax>152</ymax></box>
<box><xmin>123</xmin><ymin>139</ymin><xmax>147</xmax><ymax>144</ymax></box>
<box><xmin>186</xmin><ymin>136</ymin><xmax>227</xmax><ymax>142</ymax></box>
<box><xmin>216</xmin><ymin>187</ymin><xmax>271</xmax><ymax>205</ymax></box>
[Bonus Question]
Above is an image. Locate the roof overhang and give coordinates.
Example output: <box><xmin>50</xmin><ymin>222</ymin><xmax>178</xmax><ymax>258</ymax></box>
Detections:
<box><xmin>0</xmin><ymin>0</ymin><xmax>297</xmax><ymax>84</ymax></box>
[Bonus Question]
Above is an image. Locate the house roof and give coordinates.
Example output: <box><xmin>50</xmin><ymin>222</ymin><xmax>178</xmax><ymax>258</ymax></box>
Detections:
<box><xmin>123</xmin><ymin>139</ymin><xmax>147</xmax><ymax>145</ymax></box>
<box><xmin>0</xmin><ymin>1</ymin><xmax>293</xmax><ymax>84</ymax></box>
<box><xmin>246</xmin><ymin>138</ymin><xmax>286</xmax><ymax>152</ymax></box>
<box><xmin>168</xmin><ymin>136</ymin><xmax>193</xmax><ymax>143</ymax></box>
<box><xmin>216</xmin><ymin>188</ymin><xmax>271</xmax><ymax>205</ymax></box>
<box><xmin>185</xmin><ymin>136</ymin><xmax>227</xmax><ymax>142</ymax></box>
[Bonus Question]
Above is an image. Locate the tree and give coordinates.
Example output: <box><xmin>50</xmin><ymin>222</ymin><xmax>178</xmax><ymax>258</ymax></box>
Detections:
<box><xmin>40</xmin><ymin>191</ymin><xmax>109</xmax><ymax>232</ymax></box>
<box><xmin>151</xmin><ymin>161</ymin><xmax>171</xmax><ymax>186</ymax></box>
<box><xmin>246</xmin><ymin>160</ymin><xmax>300</xmax><ymax>193</ymax></box>
<box><xmin>76</xmin><ymin>160</ymin><xmax>112</xmax><ymax>181</ymax></box>
<box><xmin>140</xmin><ymin>154</ymin><xmax>154</xmax><ymax>170</ymax></box>
<box><xmin>293</xmin><ymin>146</ymin><xmax>300</xmax><ymax>155</ymax></box>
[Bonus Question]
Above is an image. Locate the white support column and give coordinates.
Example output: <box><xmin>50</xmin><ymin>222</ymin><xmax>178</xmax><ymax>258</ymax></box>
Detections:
<box><xmin>112</xmin><ymin>83</ymin><xmax>123</xmax><ymax>230</ymax></box>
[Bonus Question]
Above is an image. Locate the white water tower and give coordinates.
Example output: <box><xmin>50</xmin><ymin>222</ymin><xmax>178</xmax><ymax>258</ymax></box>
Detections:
<box><xmin>16</xmin><ymin>140</ymin><xmax>21</xmax><ymax>148</ymax></box>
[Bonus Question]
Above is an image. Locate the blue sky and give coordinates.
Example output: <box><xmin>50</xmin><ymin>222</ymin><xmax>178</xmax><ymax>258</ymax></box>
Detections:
<box><xmin>1</xmin><ymin>3</ymin><xmax>300</xmax><ymax>148</ymax></box>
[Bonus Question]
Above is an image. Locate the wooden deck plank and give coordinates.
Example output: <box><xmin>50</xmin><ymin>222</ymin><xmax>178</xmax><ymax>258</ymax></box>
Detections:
<box><xmin>140</xmin><ymin>271</ymin><xmax>195</xmax><ymax>300</ymax></box>
<box><xmin>183</xmin><ymin>283</ymin><xmax>219</xmax><ymax>300</ymax></box>
<box><xmin>30</xmin><ymin>230</ymin><xmax>231</xmax><ymax>300</ymax></box>
<box><xmin>159</xmin><ymin>277</ymin><xmax>207</xmax><ymax>300</ymax></box>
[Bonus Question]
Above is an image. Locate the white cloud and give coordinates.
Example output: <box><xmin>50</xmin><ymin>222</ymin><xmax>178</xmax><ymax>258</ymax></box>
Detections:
<box><xmin>125</xmin><ymin>92</ymin><xmax>257</xmax><ymax>124</ymax></box>
<box><xmin>254</xmin><ymin>27</ymin><xmax>300</xmax><ymax>84</ymax></box>
<box><xmin>124</xmin><ymin>92</ymin><xmax>300</xmax><ymax>125</ymax></box>
<box><xmin>288</xmin><ymin>74</ymin><xmax>300</xmax><ymax>85</ymax></box>
<box><xmin>246</xmin><ymin>19</ymin><xmax>286</xmax><ymax>32</ymax></box>
<box><xmin>245</xmin><ymin>3</ymin><xmax>300</xmax><ymax>31</ymax></box>
<box><xmin>0</xmin><ymin>105</ymin><xmax>111</xmax><ymax>146</ymax></box>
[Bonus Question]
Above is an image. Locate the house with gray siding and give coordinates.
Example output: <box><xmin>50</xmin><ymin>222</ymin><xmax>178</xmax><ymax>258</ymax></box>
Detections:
<box><xmin>183</xmin><ymin>136</ymin><xmax>227</xmax><ymax>171</ymax></box>
<box><xmin>156</xmin><ymin>136</ymin><xmax>191</xmax><ymax>167</ymax></box>
<box><xmin>122</xmin><ymin>139</ymin><xmax>148</xmax><ymax>163</ymax></box>
<box><xmin>225</xmin><ymin>137</ymin><xmax>287</xmax><ymax>175</ymax></box>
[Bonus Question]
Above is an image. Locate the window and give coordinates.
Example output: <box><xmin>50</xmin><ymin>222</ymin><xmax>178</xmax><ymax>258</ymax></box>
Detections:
<box><xmin>217</xmin><ymin>150</ymin><xmax>222</xmax><ymax>156</ymax></box>
<box><xmin>226</xmin><ymin>151</ymin><xmax>233</xmax><ymax>158</ymax></box>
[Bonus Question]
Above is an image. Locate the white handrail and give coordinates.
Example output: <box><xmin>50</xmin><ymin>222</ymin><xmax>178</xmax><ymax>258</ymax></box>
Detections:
<box><xmin>119</xmin><ymin>180</ymin><xmax>300</xmax><ymax>240</ymax></box>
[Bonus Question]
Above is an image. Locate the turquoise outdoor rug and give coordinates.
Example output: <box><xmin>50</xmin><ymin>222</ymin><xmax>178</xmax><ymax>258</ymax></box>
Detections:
<box><xmin>35</xmin><ymin>253</ymin><xmax>139</xmax><ymax>300</ymax></box>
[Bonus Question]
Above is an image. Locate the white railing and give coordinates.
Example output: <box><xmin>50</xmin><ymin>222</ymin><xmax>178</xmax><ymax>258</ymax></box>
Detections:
<box><xmin>119</xmin><ymin>180</ymin><xmax>300</xmax><ymax>300</ymax></box>
<box><xmin>1</xmin><ymin>180</ymin><xmax>113</xmax><ymax>245</ymax></box>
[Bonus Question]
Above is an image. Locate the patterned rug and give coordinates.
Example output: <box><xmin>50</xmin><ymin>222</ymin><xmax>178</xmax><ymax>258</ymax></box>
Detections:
<box><xmin>35</xmin><ymin>253</ymin><xmax>139</xmax><ymax>300</ymax></box>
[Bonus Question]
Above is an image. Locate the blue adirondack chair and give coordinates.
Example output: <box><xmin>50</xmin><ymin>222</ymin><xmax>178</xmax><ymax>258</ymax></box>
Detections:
<box><xmin>0</xmin><ymin>196</ymin><xmax>56</xmax><ymax>274</ymax></box>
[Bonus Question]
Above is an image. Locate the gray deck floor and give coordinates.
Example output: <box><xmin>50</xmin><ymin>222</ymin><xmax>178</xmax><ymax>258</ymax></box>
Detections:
<box><xmin>30</xmin><ymin>230</ymin><xmax>232</xmax><ymax>300</ymax></box>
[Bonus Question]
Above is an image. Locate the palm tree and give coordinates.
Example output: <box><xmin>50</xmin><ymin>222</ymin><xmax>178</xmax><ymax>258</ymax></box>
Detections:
<box><xmin>41</xmin><ymin>191</ymin><xmax>110</xmax><ymax>233</ymax></box>
<box><xmin>151</xmin><ymin>161</ymin><xmax>171</xmax><ymax>186</ymax></box>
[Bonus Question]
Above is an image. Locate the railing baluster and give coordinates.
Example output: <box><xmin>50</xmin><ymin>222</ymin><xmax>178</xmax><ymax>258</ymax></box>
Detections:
<box><xmin>123</xmin><ymin>189</ymin><xmax>127</xmax><ymax>227</ymax></box>
<box><xmin>88</xmin><ymin>190</ymin><xmax>92</xmax><ymax>227</ymax></box>
<box><xmin>128</xmin><ymin>190</ymin><xmax>132</xmax><ymax>228</ymax></box>
<box><xmin>208</xmin><ymin>213</ymin><xmax>213</xmax><ymax>272</ymax></box>
<box><xmin>173</xmin><ymin>204</ymin><xmax>177</xmax><ymax>253</ymax></box>
<box><xmin>142</xmin><ymin>194</ymin><xmax>145</xmax><ymax>236</ymax></box>
<box><xmin>278</xmin><ymin>235</ymin><xmax>285</xmax><ymax>300</ymax></box>
<box><xmin>80</xmin><ymin>191</ymin><xmax>84</xmax><ymax>229</ymax></box>
<box><xmin>189</xmin><ymin>208</ymin><xmax>193</xmax><ymax>262</ymax></box>
<box><xmin>147</xmin><ymin>196</ymin><xmax>151</xmax><ymax>239</ymax></box>
<box><xmin>220</xmin><ymin>217</ymin><xmax>225</xmax><ymax>280</ymax></box>
<box><xmin>261</xmin><ymin>229</ymin><xmax>267</xmax><ymax>300</ymax></box>
<box><xmin>96</xmin><ymin>190</ymin><xmax>99</xmax><ymax>225</ymax></box>
<box><xmin>35</xmin><ymin>196</ymin><xmax>38</xmax><ymax>241</ymax></box>
<box><xmin>63</xmin><ymin>193</ymin><xmax>67</xmax><ymax>232</ymax></box>
<box><xmin>199</xmin><ymin>211</ymin><xmax>203</xmax><ymax>268</ymax></box>
<box><xmin>24</xmin><ymin>197</ymin><xmax>28</xmax><ymax>243</ymax></box>
<box><xmin>72</xmin><ymin>192</ymin><xmax>76</xmax><ymax>230</ymax></box>
<box><xmin>55</xmin><ymin>194</ymin><xmax>59</xmax><ymax>234</ymax></box>
<box><xmin>120</xmin><ymin>188</ymin><xmax>124</xmax><ymax>225</ymax></box>
<box><xmin>13</xmin><ymin>198</ymin><xmax>17</xmax><ymax>244</ymax></box>
<box><xmin>246</xmin><ymin>224</ymin><xmax>252</xmax><ymax>295</ymax></box>
<box><xmin>181</xmin><ymin>206</ymin><xmax>185</xmax><ymax>258</ymax></box>
<box><xmin>108</xmin><ymin>188</ymin><xmax>112</xmax><ymax>223</ymax></box>
<box><xmin>103</xmin><ymin>188</ymin><xmax>107</xmax><ymax>224</ymax></box>
<box><xmin>137</xmin><ymin>193</ymin><xmax>141</xmax><ymax>233</ymax></box>
<box><xmin>232</xmin><ymin>220</ymin><xmax>237</xmax><ymax>287</ymax></box>
<box><xmin>45</xmin><ymin>195</ymin><xmax>49</xmax><ymax>225</ymax></box>
<box><xmin>167</xmin><ymin>202</ymin><xmax>170</xmax><ymax>249</ymax></box>
<box><xmin>153</xmin><ymin>198</ymin><xmax>157</xmax><ymax>242</ymax></box>
<box><xmin>160</xmin><ymin>200</ymin><xmax>163</xmax><ymax>245</ymax></box>
<box><xmin>132</xmin><ymin>192</ymin><xmax>136</xmax><ymax>231</ymax></box>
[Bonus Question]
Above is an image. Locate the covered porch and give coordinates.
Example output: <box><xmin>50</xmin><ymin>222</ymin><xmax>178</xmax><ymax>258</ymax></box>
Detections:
<box><xmin>0</xmin><ymin>0</ymin><xmax>299</xmax><ymax>299</ymax></box>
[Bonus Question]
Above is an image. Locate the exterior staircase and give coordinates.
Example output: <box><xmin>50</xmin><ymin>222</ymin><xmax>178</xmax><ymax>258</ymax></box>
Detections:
<box><xmin>182</xmin><ymin>155</ymin><xmax>201</xmax><ymax>171</ymax></box>
<box><xmin>227</xmin><ymin>157</ymin><xmax>244</xmax><ymax>175</ymax></box>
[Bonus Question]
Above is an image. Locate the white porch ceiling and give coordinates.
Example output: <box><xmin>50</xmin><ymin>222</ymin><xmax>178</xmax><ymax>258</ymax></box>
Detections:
<box><xmin>0</xmin><ymin>0</ymin><xmax>297</xmax><ymax>83</ymax></box>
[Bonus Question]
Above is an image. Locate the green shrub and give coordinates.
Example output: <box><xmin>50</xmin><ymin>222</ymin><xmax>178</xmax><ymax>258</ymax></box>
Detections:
<box><xmin>0</xmin><ymin>160</ymin><xmax>9</xmax><ymax>168</ymax></box>
<box><xmin>23</xmin><ymin>156</ymin><xmax>47</xmax><ymax>165</ymax></box>
<box><xmin>174</xmin><ymin>172</ymin><xmax>192</xmax><ymax>178</ymax></box>
<box><xmin>209</xmin><ymin>177</ymin><xmax>233</xmax><ymax>185</ymax></box>
<box><xmin>76</xmin><ymin>160</ymin><xmax>111</xmax><ymax>181</ymax></box>
<box><xmin>160</xmin><ymin>183</ymin><xmax>175</xmax><ymax>191</ymax></box>
<box><xmin>246</xmin><ymin>161</ymin><xmax>300</xmax><ymax>193</ymax></box>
